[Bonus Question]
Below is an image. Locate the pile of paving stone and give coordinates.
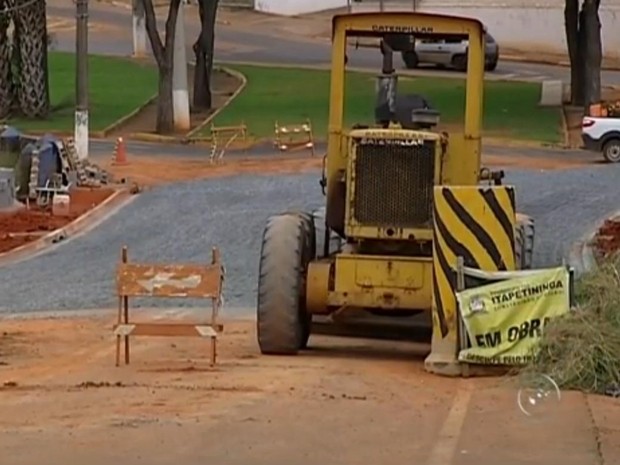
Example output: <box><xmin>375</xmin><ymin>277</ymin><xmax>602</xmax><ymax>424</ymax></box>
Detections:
<box><xmin>0</xmin><ymin>126</ymin><xmax>120</xmax><ymax>209</ymax></box>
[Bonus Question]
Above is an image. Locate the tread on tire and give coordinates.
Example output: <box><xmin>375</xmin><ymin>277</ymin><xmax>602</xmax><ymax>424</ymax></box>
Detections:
<box><xmin>257</xmin><ymin>212</ymin><xmax>314</xmax><ymax>355</ymax></box>
<box><xmin>515</xmin><ymin>215</ymin><xmax>535</xmax><ymax>270</ymax></box>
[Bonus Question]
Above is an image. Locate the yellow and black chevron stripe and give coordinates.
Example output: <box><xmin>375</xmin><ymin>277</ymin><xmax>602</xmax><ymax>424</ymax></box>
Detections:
<box><xmin>432</xmin><ymin>186</ymin><xmax>517</xmax><ymax>338</ymax></box>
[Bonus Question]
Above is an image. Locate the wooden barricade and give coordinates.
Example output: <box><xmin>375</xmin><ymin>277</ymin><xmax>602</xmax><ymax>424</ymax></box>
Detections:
<box><xmin>113</xmin><ymin>246</ymin><xmax>225</xmax><ymax>367</ymax></box>
<box><xmin>274</xmin><ymin>119</ymin><xmax>315</xmax><ymax>156</ymax></box>
<box><xmin>209</xmin><ymin>122</ymin><xmax>247</xmax><ymax>164</ymax></box>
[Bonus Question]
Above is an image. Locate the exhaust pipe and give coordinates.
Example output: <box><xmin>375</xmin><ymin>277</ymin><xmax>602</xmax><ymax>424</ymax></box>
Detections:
<box><xmin>375</xmin><ymin>39</ymin><xmax>398</xmax><ymax>126</ymax></box>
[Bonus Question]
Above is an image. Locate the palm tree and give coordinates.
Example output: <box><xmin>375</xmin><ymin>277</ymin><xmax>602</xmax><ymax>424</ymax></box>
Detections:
<box><xmin>0</xmin><ymin>0</ymin><xmax>14</xmax><ymax>118</ymax></box>
<box><xmin>14</xmin><ymin>0</ymin><xmax>49</xmax><ymax>118</ymax></box>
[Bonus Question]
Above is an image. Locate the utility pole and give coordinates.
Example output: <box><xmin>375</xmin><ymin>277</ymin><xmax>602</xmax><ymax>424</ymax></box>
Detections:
<box><xmin>75</xmin><ymin>0</ymin><xmax>89</xmax><ymax>161</ymax></box>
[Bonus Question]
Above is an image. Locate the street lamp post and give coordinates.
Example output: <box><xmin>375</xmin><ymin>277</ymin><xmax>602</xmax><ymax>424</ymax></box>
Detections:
<box><xmin>75</xmin><ymin>0</ymin><xmax>89</xmax><ymax>161</ymax></box>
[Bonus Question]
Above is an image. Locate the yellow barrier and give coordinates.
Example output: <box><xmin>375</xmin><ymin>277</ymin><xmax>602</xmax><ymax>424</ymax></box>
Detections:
<box><xmin>274</xmin><ymin>119</ymin><xmax>315</xmax><ymax>156</ymax></box>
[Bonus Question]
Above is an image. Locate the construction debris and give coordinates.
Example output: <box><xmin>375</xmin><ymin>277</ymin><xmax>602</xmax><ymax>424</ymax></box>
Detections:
<box><xmin>592</xmin><ymin>217</ymin><xmax>620</xmax><ymax>261</ymax></box>
<box><xmin>589</xmin><ymin>99</ymin><xmax>620</xmax><ymax>118</ymax></box>
<box><xmin>0</xmin><ymin>128</ymin><xmax>127</xmax><ymax>230</ymax></box>
<box><xmin>209</xmin><ymin>122</ymin><xmax>248</xmax><ymax>163</ymax></box>
<box><xmin>0</xmin><ymin>168</ymin><xmax>21</xmax><ymax>213</ymax></box>
<box><xmin>60</xmin><ymin>138</ymin><xmax>112</xmax><ymax>188</ymax></box>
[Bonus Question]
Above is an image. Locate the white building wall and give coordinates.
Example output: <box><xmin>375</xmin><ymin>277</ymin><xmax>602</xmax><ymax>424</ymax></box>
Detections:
<box><xmin>255</xmin><ymin>0</ymin><xmax>348</xmax><ymax>16</ymax></box>
<box><xmin>351</xmin><ymin>0</ymin><xmax>620</xmax><ymax>60</ymax></box>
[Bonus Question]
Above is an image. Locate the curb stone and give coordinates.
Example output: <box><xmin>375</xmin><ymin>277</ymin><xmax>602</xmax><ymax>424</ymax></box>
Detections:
<box><xmin>186</xmin><ymin>66</ymin><xmax>249</xmax><ymax>139</ymax></box>
<box><xmin>109</xmin><ymin>66</ymin><xmax>246</xmax><ymax>143</ymax></box>
<box><xmin>0</xmin><ymin>188</ymin><xmax>134</xmax><ymax>268</ymax></box>
<box><xmin>567</xmin><ymin>210</ymin><xmax>620</xmax><ymax>278</ymax></box>
<box><xmin>129</xmin><ymin>132</ymin><xmax>187</xmax><ymax>144</ymax></box>
<box><xmin>500</xmin><ymin>54</ymin><xmax>620</xmax><ymax>72</ymax></box>
<box><xmin>100</xmin><ymin>93</ymin><xmax>158</xmax><ymax>138</ymax></box>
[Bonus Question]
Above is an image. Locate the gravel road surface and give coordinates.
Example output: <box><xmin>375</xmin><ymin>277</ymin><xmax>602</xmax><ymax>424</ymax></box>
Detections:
<box><xmin>2</xmin><ymin>165</ymin><xmax>620</xmax><ymax>314</ymax></box>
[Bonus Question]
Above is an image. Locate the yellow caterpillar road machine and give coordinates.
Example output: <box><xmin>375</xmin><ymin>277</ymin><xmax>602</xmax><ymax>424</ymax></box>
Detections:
<box><xmin>256</xmin><ymin>12</ymin><xmax>535</xmax><ymax>376</ymax></box>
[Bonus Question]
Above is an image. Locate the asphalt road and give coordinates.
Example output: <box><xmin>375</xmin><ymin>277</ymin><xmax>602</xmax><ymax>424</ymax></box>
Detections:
<box><xmin>46</xmin><ymin>3</ymin><xmax>620</xmax><ymax>85</ymax></box>
<box><xmin>87</xmin><ymin>138</ymin><xmax>597</xmax><ymax>169</ymax></box>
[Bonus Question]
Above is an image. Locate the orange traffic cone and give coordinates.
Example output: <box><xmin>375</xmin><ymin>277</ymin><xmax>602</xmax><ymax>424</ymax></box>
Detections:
<box><xmin>112</xmin><ymin>137</ymin><xmax>129</xmax><ymax>166</ymax></box>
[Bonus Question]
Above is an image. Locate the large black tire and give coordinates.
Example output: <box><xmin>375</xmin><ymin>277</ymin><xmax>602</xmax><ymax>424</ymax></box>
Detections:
<box><xmin>294</xmin><ymin>211</ymin><xmax>315</xmax><ymax>349</ymax></box>
<box><xmin>514</xmin><ymin>222</ymin><xmax>525</xmax><ymax>270</ymax></box>
<box><xmin>402</xmin><ymin>50</ymin><xmax>419</xmax><ymax>69</ymax></box>
<box><xmin>521</xmin><ymin>216</ymin><xmax>535</xmax><ymax>270</ymax></box>
<box><xmin>515</xmin><ymin>215</ymin><xmax>535</xmax><ymax>270</ymax></box>
<box><xmin>257</xmin><ymin>212</ymin><xmax>314</xmax><ymax>354</ymax></box>
<box><xmin>603</xmin><ymin>138</ymin><xmax>620</xmax><ymax>163</ymax></box>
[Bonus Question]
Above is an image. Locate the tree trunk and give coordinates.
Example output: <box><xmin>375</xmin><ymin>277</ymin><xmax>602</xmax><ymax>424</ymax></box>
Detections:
<box><xmin>14</xmin><ymin>0</ymin><xmax>49</xmax><ymax>118</ymax></box>
<box><xmin>156</xmin><ymin>65</ymin><xmax>174</xmax><ymax>133</ymax></box>
<box><xmin>141</xmin><ymin>0</ymin><xmax>182</xmax><ymax>134</ymax></box>
<box><xmin>582</xmin><ymin>0</ymin><xmax>602</xmax><ymax>108</ymax></box>
<box><xmin>564</xmin><ymin>0</ymin><xmax>584</xmax><ymax>105</ymax></box>
<box><xmin>192</xmin><ymin>0</ymin><xmax>219</xmax><ymax>111</ymax></box>
<box><xmin>193</xmin><ymin>40</ymin><xmax>208</xmax><ymax>110</ymax></box>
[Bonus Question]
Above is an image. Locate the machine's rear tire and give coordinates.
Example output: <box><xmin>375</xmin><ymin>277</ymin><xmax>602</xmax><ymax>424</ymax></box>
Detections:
<box><xmin>514</xmin><ymin>223</ymin><xmax>525</xmax><ymax>269</ymax></box>
<box><xmin>515</xmin><ymin>215</ymin><xmax>535</xmax><ymax>270</ymax></box>
<box><xmin>295</xmin><ymin>212</ymin><xmax>316</xmax><ymax>349</ymax></box>
<box><xmin>521</xmin><ymin>216</ymin><xmax>535</xmax><ymax>270</ymax></box>
<box><xmin>257</xmin><ymin>213</ymin><xmax>314</xmax><ymax>354</ymax></box>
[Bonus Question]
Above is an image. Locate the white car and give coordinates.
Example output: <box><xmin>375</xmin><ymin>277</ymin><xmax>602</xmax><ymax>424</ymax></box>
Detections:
<box><xmin>401</xmin><ymin>32</ymin><xmax>499</xmax><ymax>72</ymax></box>
<box><xmin>581</xmin><ymin>116</ymin><xmax>620</xmax><ymax>163</ymax></box>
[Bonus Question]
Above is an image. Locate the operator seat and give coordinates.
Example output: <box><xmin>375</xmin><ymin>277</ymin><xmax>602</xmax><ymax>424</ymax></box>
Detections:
<box><xmin>375</xmin><ymin>93</ymin><xmax>436</xmax><ymax>129</ymax></box>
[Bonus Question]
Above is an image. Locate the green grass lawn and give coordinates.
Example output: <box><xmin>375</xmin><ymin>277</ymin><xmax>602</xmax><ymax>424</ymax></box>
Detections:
<box><xmin>211</xmin><ymin>65</ymin><xmax>562</xmax><ymax>144</ymax></box>
<box><xmin>6</xmin><ymin>52</ymin><xmax>157</xmax><ymax>133</ymax></box>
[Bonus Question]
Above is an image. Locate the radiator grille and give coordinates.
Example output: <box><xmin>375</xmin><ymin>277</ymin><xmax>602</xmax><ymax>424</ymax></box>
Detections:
<box><xmin>352</xmin><ymin>139</ymin><xmax>436</xmax><ymax>228</ymax></box>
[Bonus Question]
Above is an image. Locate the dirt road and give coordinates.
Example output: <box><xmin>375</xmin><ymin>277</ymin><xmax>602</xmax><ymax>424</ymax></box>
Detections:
<box><xmin>0</xmin><ymin>310</ymin><xmax>617</xmax><ymax>465</ymax></box>
<box><xmin>98</xmin><ymin>151</ymin><xmax>598</xmax><ymax>188</ymax></box>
